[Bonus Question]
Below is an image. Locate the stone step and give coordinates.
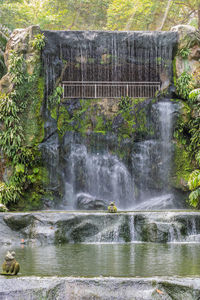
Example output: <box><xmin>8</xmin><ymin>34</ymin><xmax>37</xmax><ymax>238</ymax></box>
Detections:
<box><xmin>1</xmin><ymin>211</ymin><xmax>200</xmax><ymax>245</ymax></box>
<box><xmin>0</xmin><ymin>276</ymin><xmax>200</xmax><ymax>300</ymax></box>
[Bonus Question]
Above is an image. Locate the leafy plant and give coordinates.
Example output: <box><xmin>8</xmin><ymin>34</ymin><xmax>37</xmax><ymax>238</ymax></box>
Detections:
<box><xmin>189</xmin><ymin>89</ymin><xmax>200</xmax><ymax>103</ymax></box>
<box><xmin>118</xmin><ymin>96</ymin><xmax>132</xmax><ymax>112</ymax></box>
<box><xmin>0</xmin><ymin>49</ymin><xmax>45</xmax><ymax>206</ymax></box>
<box><xmin>176</xmin><ymin>71</ymin><xmax>193</xmax><ymax>99</ymax></box>
<box><xmin>31</xmin><ymin>33</ymin><xmax>45</xmax><ymax>51</ymax></box>
<box><xmin>188</xmin><ymin>170</ymin><xmax>200</xmax><ymax>208</ymax></box>
<box><xmin>179</xmin><ymin>47</ymin><xmax>190</xmax><ymax>59</ymax></box>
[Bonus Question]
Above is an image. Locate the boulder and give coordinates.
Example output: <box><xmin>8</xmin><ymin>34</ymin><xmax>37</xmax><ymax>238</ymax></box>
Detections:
<box><xmin>171</xmin><ymin>25</ymin><xmax>200</xmax><ymax>88</ymax></box>
<box><xmin>76</xmin><ymin>193</ymin><xmax>107</xmax><ymax>210</ymax></box>
<box><xmin>171</xmin><ymin>25</ymin><xmax>197</xmax><ymax>49</ymax></box>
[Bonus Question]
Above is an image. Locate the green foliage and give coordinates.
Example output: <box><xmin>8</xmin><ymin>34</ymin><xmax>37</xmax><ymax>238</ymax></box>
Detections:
<box><xmin>54</xmin><ymin>96</ymin><xmax>149</xmax><ymax>143</ymax></box>
<box><xmin>49</xmin><ymin>86</ymin><xmax>63</xmax><ymax>107</ymax></box>
<box><xmin>172</xmin><ymin>142</ymin><xmax>193</xmax><ymax>189</ymax></box>
<box><xmin>0</xmin><ymin>50</ymin><xmax>46</xmax><ymax>207</ymax></box>
<box><xmin>31</xmin><ymin>33</ymin><xmax>45</xmax><ymax>51</ymax></box>
<box><xmin>176</xmin><ymin>72</ymin><xmax>193</xmax><ymax>99</ymax></box>
<box><xmin>118</xmin><ymin>96</ymin><xmax>132</xmax><ymax>112</ymax></box>
<box><xmin>188</xmin><ymin>169</ymin><xmax>200</xmax><ymax>190</ymax></box>
<box><xmin>175</xmin><ymin>78</ymin><xmax>200</xmax><ymax>208</ymax></box>
<box><xmin>188</xmin><ymin>170</ymin><xmax>200</xmax><ymax>208</ymax></box>
<box><xmin>189</xmin><ymin>89</ymin><xmax>200</xmax><ymax>103</ymax></box>
<box><xmin>179</xmin><ymin>47</ymin><xmax>190</xmax><ymax>59</ymax></box>
<box><xmin>0</xmin><ymin>25</ymin><xmax>11</xmax><ymax>78</ymax></box>
<box><xmin>1</xmin><ymin>0</ymin><xmax>200</xmax><ymax>32</ymax></box>
<box><xmin>117</xmin><ymin>97</ymin><xmax>149</xmax><ymax>139</ymax></box>
<box><xmin>189</xmin><ymin>188</ymin><xmax>200</xmax><ymax>208</ymax></box>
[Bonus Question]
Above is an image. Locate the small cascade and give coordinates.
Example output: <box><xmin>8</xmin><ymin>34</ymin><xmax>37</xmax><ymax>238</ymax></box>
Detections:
<box><xmin>62</xmin><ymin>142</ymin><xmax>135</xmax><ymax>209</ymax></box>
<box><xmin>132</xmin><ymin>140</ymin><xmax>162</xmax><ymax>200</ymax></box>
<box><xmin>168</xmin><ymin>225</ymin><xmax>182</xmax><ymax>243</ymax></box>
<box><xmin>131</xmin><ymin>100</ymin><xmax>178</xmax><ymax>208</ymax></box>
<box><xmin>185</xmin><ymin>219</ymin><xmax>200</xmax><ymax>242</ymax></box>
<box><xmin>157</xmin><ymin>101</ymin><xmax>174</xmax><ymax>185</ymax></box>
<box><xmin>129</xmin><ymin>215</ymin><xmax>135</xmax><ymax>242</ymax></box>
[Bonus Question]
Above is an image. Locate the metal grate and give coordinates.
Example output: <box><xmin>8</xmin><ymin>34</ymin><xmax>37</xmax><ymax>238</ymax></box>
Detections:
<box><xmin>62</xmin><ymin>81</ymin><xmax>160</xmax><ymax>99</ymax></box>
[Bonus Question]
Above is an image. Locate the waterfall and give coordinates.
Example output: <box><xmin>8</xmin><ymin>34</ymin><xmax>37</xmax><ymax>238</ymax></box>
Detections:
<box><xmin>129</xmin><ymin>215</ymin><xmax>135</xmax><ymax>242</ymax></box>
<box><xmin>42</xmin><ymin>30</ymin><xmax>178</xmax><ymax>98</ymax></box>
<box><xmin>62</xmin><ymin>142</ymin><xmax>135</xmax><ymax>209</ymax></box>
<box><xmin>157</xmin><ymin>101</ymin><xmax>174</xmax><ymax>185</ymax></box>
<box><xmin>41</xmin><ymin>30</ymin><xmax>180</xmax><ymax>210</ymax></box>
<box><xmin>131</xmin><ymin>100</ymin><xmax>177</xmax><ymax>209</ymax></box>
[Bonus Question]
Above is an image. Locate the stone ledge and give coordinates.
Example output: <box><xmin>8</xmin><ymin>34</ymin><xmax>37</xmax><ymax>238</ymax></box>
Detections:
<box><xmin>0</xmin><ymin>276</ymin><xmax>200</xmax><ymax>300</ymax></box>
<box><xmin>1</xmin><ymin>211</ymin><xmax>200</xmax><ymax>245</ymax></box>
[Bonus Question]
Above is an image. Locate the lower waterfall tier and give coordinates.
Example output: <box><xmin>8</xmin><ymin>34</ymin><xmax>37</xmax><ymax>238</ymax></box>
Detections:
<box><xmin>1</xmin><ymin>211</ymin><xmax>200</xmax><ymax>245</ymax></box>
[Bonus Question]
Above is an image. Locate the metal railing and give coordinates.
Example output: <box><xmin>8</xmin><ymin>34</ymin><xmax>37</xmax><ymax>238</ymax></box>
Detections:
<box><xmin>62</xmin><ymin>81</ymin><xmax>160</xmax><ymax>99</ymax></box>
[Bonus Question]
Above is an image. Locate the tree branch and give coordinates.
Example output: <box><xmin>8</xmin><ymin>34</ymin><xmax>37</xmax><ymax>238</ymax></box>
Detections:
<box><xmin>157</xmin><ymin>0</ymin><xmax>173</xmax><ymax>31</ymax></box>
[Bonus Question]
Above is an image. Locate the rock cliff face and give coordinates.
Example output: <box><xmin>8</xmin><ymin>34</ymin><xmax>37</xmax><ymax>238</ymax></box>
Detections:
<box><xmin>0</xmin><ymin>25</ymin><xmax>199</xmax><ymax>210</ymax></box>
<box><xmin>171</xmin><ymin>25</ymin><xmax>200</xmax><ymax>87</ymax></box>
<box><xmin>0</xmin><ymin>26</ymin><xmax>41</xmax><ymax>92</ymax></box>
<box><xmin>170</xmin><ymin>25</ymin><xmax>200</xmax><ymax>194</ymax></box>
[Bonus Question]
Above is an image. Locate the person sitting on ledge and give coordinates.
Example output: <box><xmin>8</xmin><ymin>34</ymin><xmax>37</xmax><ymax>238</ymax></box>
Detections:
<box><xmin>1</xmin><ymin>251</ymin><xmax>20</xmax><ymax>275</ymax></box>
<box><xmin>108</xmin><ymin>202</ymin><xmax>117</xmax><ymax>213</ymax></box>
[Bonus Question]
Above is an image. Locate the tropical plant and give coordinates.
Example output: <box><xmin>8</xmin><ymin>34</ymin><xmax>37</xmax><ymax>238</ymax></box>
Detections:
<box><xmin>188</xmin><ymin>168</ymin><xmax>200</xmax><ymax>207</ymax></box>
<box><xmin>176</xmin><ymin>72</ymin><xmax>193</xmax><ymax>99</ymax></box>
<box><xmin>31</xmin><ymin>33</ymin><xmax>45</xmax><ymax>51</ymax></box>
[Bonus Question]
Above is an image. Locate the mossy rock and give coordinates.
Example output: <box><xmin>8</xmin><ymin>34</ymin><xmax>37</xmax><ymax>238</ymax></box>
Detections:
<box><xmin>3</xmin><ymin>214</ymin><xmax>34</xmax><ymax>231</ymax></box>
<box><xmin>21</xmin><ymin>76</ymin><xmax>45</xmax><ymax>147</ymax></box>
<box><xmin>171</xmin><ymin>142</ymin><xmax>193</xmax><ymax>191</ymax></box>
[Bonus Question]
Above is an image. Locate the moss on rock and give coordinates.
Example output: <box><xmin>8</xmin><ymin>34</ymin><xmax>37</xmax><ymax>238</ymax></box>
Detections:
<box><xmin>171</xmin><ymin>142</ymin><xmax>193</xmax><ymax>191</ymax></box>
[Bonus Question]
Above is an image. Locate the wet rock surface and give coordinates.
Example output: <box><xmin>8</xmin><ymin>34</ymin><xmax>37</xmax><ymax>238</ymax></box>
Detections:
<box><xmin>1</xmin><ymin>211</ymin><xmax>200</xmax><ymax>245</ymax></box>
<box><xmin>0</xmin><ymin>276</ymin><xmax>200</xmax><ymax>300</ymax></box>
<box><xmin>171</xmin><ymin>25</ymin><xmax>200</xmax><ymax>88</ymax></box>
<box><xmin>76</xmin><ymin>193</ymin><xmax>107</xmax><ymax>210</ymax></box>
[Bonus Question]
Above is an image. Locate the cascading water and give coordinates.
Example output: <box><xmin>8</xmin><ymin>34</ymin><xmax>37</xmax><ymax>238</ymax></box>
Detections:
<box><xmin>57</xmin><ymin>99</ymin><xmax>178</xmax><ymax>210</ymax></box>
<box><xmin>61</xmin><ymin>140</ymin><xmax>135</xmax><ymax>209</ymax></box>
<box><xmin>41</xmin><ymin>30</ymin><xmax>181</xmax><ymax>210</ymax></box>
<box><xmin>131</xmin><ymin>100</ymin><xmax>178</xmax><ymax>209</ymax></box>
<box><xmin>157</xmin><ymin>101</ymin><xmax>174</xmax><ymax>184</ymax></box>
<box><xmin>42</xmin><ymin>30</ymin><xmax>177</xmax><ymax>97</ymax></box>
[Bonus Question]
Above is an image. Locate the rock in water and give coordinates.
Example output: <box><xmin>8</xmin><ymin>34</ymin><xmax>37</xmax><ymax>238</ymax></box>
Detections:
<box><xmin>76</xmin><ymin>193</ymin><xmax>107</xmax><ymax>210</ymax></box>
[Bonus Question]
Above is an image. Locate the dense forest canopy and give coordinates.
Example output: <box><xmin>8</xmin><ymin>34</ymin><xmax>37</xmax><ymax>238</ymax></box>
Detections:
<box><xmin>0</xmin><ymin>0</ymin><xmax>199</xmax><ymax>77</ymax></box>
<box><xmin>0</xmin><ymin>0</ymin><xmax>200</xmax><ymax>32</ymax></box>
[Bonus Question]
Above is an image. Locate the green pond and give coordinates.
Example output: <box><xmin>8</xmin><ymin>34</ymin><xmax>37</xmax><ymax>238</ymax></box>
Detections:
<box><xmin>1</xmin><ymin>243</ymin><xmax>200</xmax><ymax>277</ymax></box>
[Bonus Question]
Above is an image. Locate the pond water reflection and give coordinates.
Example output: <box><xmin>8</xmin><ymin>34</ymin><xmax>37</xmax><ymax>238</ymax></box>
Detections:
<box><xmin>0</xmin><ymin>243</ymin><xmax>200</xmax><ymax>277</ymax></box>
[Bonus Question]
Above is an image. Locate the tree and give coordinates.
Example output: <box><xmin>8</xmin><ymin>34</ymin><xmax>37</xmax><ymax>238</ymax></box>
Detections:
<box><xmin>0</xmin><ymin>25</ymin><xmax>11</xmax><ymax>78</ymax></box>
